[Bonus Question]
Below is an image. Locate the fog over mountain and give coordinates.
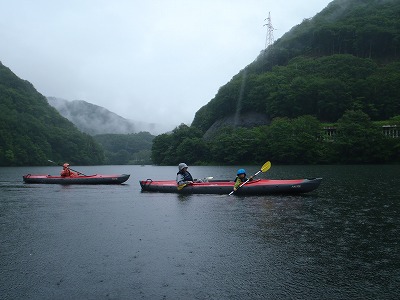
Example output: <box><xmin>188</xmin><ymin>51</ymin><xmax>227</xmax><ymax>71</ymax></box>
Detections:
<box><xmin>47</xmin><ymin>97</ymin><xmax>162</xmax><ymax>135</ymax></box>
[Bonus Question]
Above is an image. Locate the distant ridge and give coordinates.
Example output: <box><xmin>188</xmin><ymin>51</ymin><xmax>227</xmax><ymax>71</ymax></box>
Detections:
<box><xmin>47</xmin><ymin>97</ymin><xmax>160</xmax><ymax>135</ymax></box>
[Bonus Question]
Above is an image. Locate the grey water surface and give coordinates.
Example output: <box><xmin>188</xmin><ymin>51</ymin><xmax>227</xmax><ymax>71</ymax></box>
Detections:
<box><xmin>0</xmin><ymin>164</ymin><xmax>399</xmax><ymax>300</ymax></box>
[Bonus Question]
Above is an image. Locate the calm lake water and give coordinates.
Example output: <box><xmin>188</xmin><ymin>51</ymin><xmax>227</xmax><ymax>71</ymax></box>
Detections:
<box><xmin>0</xmin><ymin>164</ymin><xmax>399</xmax><ymax>300</ymax></box>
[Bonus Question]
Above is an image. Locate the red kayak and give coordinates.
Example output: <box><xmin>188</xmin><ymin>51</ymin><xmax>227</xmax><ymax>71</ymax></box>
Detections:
<box><xmin>23</xmin><ymin>174</ymin><xmax>130</xmax><ymax>184</ymax></box>
<box><xmin>139</xmin><ymin>178</ymin><xmax>322</xmax><ymax>195</ymax></box>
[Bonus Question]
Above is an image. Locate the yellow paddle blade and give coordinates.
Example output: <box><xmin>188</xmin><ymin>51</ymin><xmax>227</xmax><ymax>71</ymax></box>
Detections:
<box><xmin>177</xmin><ymin>184</ymin><xmax>187</xmax><ymax>190</ymax></box>
<box><xmin>261</xmin><ymin>161</ymin><xmax>271</xmax><ymax>173</ymax></box>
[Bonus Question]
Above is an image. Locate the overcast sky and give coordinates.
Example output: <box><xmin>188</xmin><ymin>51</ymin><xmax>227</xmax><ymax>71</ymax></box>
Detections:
<box><xmin>1</xmin><ymin>0</ymin><xmax>332</xmax><ymax>132</ymax></box>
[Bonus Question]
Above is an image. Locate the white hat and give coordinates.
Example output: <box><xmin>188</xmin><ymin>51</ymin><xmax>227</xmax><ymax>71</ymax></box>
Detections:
<box><xmin>178</xmin><ymin>163</ymin><xmax>188</xmax><ymax>171</ymax></box>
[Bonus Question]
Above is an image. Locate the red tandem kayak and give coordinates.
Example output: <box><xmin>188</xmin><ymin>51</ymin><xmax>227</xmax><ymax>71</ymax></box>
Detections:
<box><xmin>139</xmin><ymin>178</ymin><xmax>322</xmax><ymax>195</ymax></box>
<box><xmin>23</xmin><ymin>174</ymin><xmax>130</xmax><ymax>184</ymax></box>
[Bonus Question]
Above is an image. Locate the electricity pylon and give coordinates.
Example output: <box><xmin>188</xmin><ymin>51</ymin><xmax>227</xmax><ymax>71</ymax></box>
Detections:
<box><xmin>264</xmin><ymin>12</ymin><xmax>275</xmax><ymax>49</ymax></box>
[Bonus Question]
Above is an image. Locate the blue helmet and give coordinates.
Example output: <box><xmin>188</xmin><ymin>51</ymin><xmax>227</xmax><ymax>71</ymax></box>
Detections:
<box><xmin>237</xmin><ymin>169</ymin><xmax>246</xmax><ymax>175</ymax></box>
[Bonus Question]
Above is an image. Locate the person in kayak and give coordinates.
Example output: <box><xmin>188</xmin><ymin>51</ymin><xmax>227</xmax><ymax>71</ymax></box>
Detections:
<box><xmin>176</xmin><ymin>163</ymin><xmax>194</xmax><ymax>187</ymax></box>
<box><xmin>60</xmin><ymin>163</ymin><xmax>78</xmax><ymax>177</ymax></box>
<box><xmin>233</xmin><ymin>169</ymin><xmax>253</xmax><ymax>192</ymax></box>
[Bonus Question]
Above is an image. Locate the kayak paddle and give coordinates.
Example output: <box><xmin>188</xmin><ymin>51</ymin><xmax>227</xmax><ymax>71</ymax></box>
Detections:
<box><xmin>47</xmin><ymin>159</ymin><xmax>86</xmax><ymax>176</ymax></box>
<box><xmin>229</xmin><ymin>161</ymin><xmax>271</xmax><ymax>195</ymax></box>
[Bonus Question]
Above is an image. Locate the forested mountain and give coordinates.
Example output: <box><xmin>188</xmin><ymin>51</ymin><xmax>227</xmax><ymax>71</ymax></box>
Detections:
<box><xmin>192</xmin><ymin>0</ymin><xmax>400</xmax><ymax>133</ymax></box>
<box><xmin>0</xmin><ymin>62</ymin><xmax>104</xmax><ymax>166</ymax></box>
<box><xmin>152</xmin><ymin>0</ymin><xmax>400</xmax><ymax>165</ymax></box>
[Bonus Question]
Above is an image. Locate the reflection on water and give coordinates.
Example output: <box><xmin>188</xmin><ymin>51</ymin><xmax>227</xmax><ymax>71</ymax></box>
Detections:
<box><xmin>0</xmin><ymin>165</ymin><xmax>399</xmax><ymax>299</ymax></box>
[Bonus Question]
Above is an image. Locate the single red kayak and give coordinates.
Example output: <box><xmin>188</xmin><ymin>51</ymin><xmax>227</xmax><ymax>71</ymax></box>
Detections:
<box><xmin>23</xmin><ymin>174</ymin><xmax>130</xmax><ymax>184</ymax></box>
<box><xmin>139</xmin><ymin>178</ymin><xmax>322</xmax><ymax>195</ymax></box>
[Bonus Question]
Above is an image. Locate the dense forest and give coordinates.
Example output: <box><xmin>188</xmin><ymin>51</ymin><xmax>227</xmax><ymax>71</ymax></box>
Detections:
<box><xmin>152</xmin><ymin>0</ymin><xmax>400</xmax><ymax>165</ymax></box>
<box><xmin>152</xmin><ymin>112</ymin><xmax>400</xmax><ymax>165</ymax></box>
<box><xmin>0</xmin><ymin>62</ymin><xmax>105</xmax><ymax>166</ymax></box>
<box><xmin>94</xmin><ymin>132</ymin><xmax>154</xmax><ymax>165</ymax></box>
<box><xmin>192</xmin><ymin>56</ymin><xmax>400</xmax><ymax>132</ymax></box>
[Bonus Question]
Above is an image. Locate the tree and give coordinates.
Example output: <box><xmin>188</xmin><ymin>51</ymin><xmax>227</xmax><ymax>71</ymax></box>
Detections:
<box><xmin>263</xmin><ymin>116</ymin><xmax>322</xmax><ymax>164</ymax></box>
<box><xmin>151</xmin><ymin>133</ymin><xmax>173</xmax><ymax>165</ymax></box>
<box><xmin>333</xmin><ymin>110</ymin><xmax>392</xmax><ymax>163</ymax></box>
<box><xmin>176</xmin><ymin>137</ymin><xmax>209</xmax><ymax>165</ymax></box>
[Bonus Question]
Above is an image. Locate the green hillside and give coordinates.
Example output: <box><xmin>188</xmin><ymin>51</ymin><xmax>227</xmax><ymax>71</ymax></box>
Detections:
<box><xmin>192</xmin><ymin>0</ymin><xmax>400</xmax><ymax>132</ymax></box>
<box><xmin>153</xmin><ymin>0</ymin><xmax>400</xmax><ymax>165</ymax></box>
<box><xmin>0</xmin><ymin>62</ymin><xmax>104</xmax><ymax>166</ymax></box>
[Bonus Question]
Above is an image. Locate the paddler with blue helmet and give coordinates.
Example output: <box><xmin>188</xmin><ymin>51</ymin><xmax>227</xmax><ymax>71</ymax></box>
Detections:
<box><xmin>233</xmin><ymin>168</ymin><xmax>253</xmax><ymax>192</ymax></box>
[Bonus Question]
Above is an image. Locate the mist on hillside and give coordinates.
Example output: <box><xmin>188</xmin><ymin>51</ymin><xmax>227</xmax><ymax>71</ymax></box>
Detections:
<box><xmin>47</xmin><ymin>97</ymin><xmax>170</xmax><ymax>135</ymax></box>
